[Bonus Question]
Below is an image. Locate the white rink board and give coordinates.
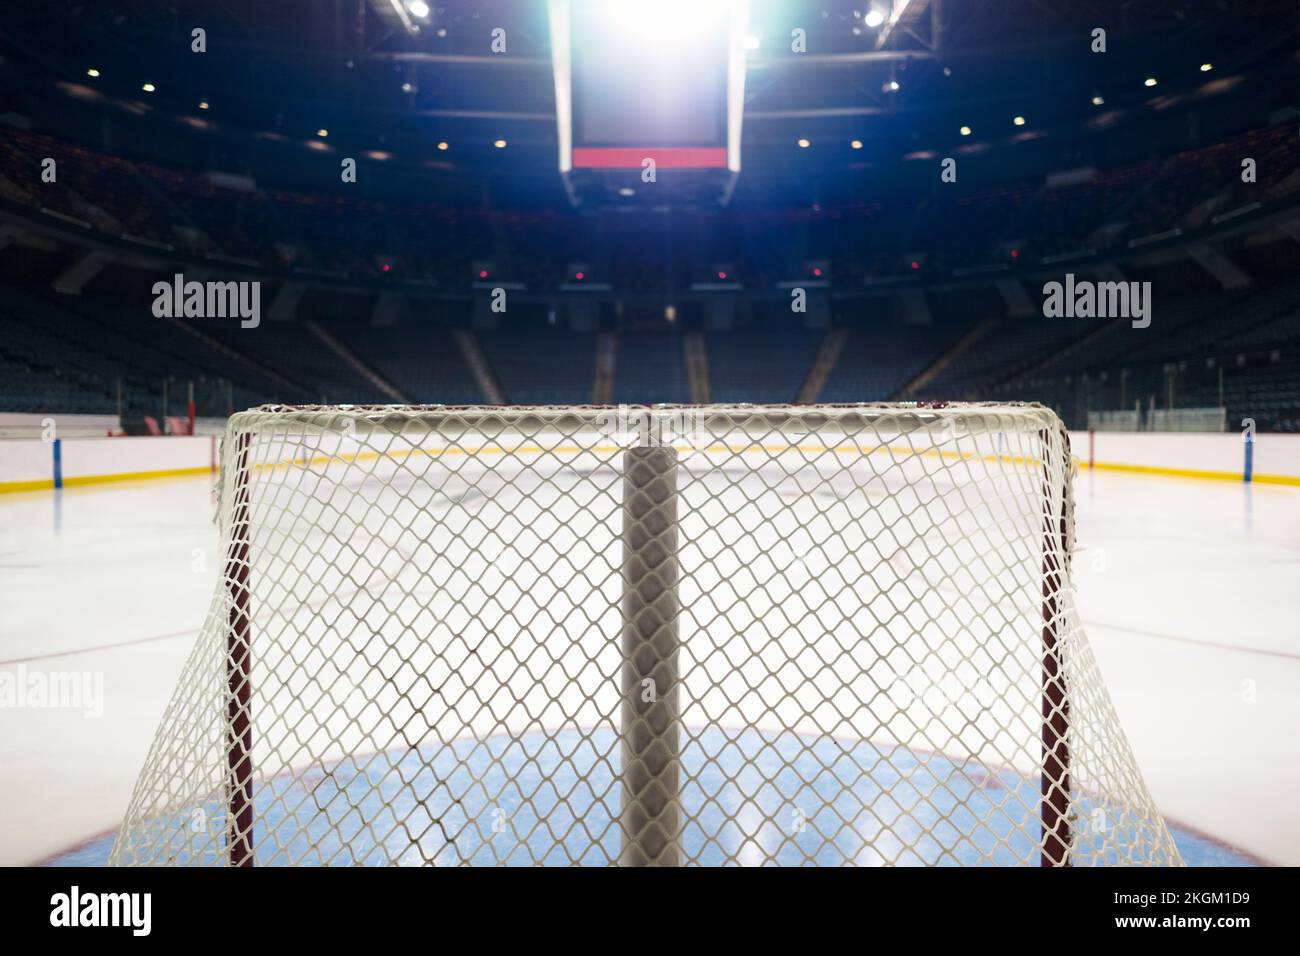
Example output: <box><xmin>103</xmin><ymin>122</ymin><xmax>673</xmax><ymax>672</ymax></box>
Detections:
<box><xmin>1069</xmin><ymin>430</ymin><xmax>1300</xmax><ymax>480</ymax></box>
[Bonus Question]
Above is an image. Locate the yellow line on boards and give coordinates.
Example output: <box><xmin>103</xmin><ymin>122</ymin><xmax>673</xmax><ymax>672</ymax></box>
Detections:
<box><xmin>5</xmin><ymin>443</ymin><xmax>1296</xmax><ymax>495</ymax></box>
<box><xmin>1250</xmin><ymin>473</ymin><xmax>1300</xmax><ymax>486</ymax></box>
<box><xmin>0</xmin><ymin>465</ymin><xmax>215</xmax><ymax>496</ymax></box>
<box><xmin>0</xmin><ymin>478</ymin><xmax>55</xmax><ymax>494</ymax></box>
<box><xmin>1088</xmin><ymin>460</ymin><xmax>1300</xmax><ymax>486</ymax></box>
<box><xmin>61</xmin><ymin>465</ymin><xmax>215</xmax><ymax>488</ymax></box>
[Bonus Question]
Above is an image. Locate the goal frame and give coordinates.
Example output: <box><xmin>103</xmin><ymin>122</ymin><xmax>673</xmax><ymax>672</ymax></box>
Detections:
<box><xmin>213</xmin><ymin>403</ymin><xmax>1077</xmax><ymax>867</ymax></box>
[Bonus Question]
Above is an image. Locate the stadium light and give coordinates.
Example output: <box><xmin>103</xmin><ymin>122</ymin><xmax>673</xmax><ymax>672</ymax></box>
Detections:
<box><xmin>1200</xmin><ymin>63</ymin><xmax>1213</xmax><ymax>72</ymax></box>
<box><xmin>198</xmin><ymin>101</ymin><xmax>210</xmax><ymax>110</ymax></box>
<box><xmin>1092</xmin><ymin>95</ymin><xmax>1105</xmax><ymax>106</ymax></box>
<box><xmin>744</xmin><ymin>34</ymin><xmax>760</xmax><ymax>51</ymax></box>
<box><xmin>850</xmin><ymin>140</ymin><xmax>863</xmax><ymax>150</ymax></box>
<box><xmin>86</xmin><ymin>68</ymin><xmax>100</xmax><ymax>78</ymax></box>
<box><xmin>864</xmin><ymin>8</ymin><xmax>886</xmax><ymax>29</ymax></box>
<box><xmin>883</xmin><ymin>79</ymin><xmax>900</xmax><ymax>92</ymax></box>
<box><xmin>1144</xmin><ymin>77</ymin><xmax>1157</xmax><ymax>87</ymax></box>
<box><xmin>142</xmin><ymin>83</ymin><xmax>155</xmax><ymax>92</ymax></box>
<box><xmin>437</xmin><ymin>141</ymin><xmax>449</xmax><ymax>151</ymax></box>
<box><xmin>317</xmin><ymin>129</ymin><xmax>329</xmax><ymax>137</ymax></box>
<box><xmin>598</xmin><ymin>0</ymin><xmax>731</xmax><ymax>46</ymax></box>
<box><xmin>1013</xmin><ymin>116</ymin><xmax>1026</xmax><ymax>126</ymax></box>
<box><xmin>959</xmin><ymin>126</ymin><xmax>971</xmax><ymax>136</ymax></box>
<box><xmin>406</xmin><ymin>0</ymin><xmax>430</xmax><ymax>18</ymax></box>
<box><xmin>797</xmin><ymin>138</ymin><xmax>811</xmax><ymax>148</ymax></box>
<box><xmin>494</xmin><ymin>139</ymin><xmax>507</xmax><ymax>149</ymax></box>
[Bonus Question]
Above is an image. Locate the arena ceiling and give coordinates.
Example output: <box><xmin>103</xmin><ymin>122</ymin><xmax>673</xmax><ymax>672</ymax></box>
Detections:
<box><xmin>0</xmin><ymin>1</ymin><xmax>1294</xmax><ymax>205</ymax></box>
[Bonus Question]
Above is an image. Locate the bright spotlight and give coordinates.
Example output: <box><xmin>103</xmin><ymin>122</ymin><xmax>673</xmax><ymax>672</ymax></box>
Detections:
<box><xmin>1091</xmin><ymin>95</ymin><xmax>1105</xmax><ymax>106</ymax></box>
<box><xmin>1144</xmin><ymin>77</ymin><xmax>1157</xmax><ymax>87</ymax></box>
<box><xmin>1012</xmin><ymin>116</ymin><xmax>1025</xmax><ymax>126</ymax></box>
<box><xmin>86</xmin><ymin>68</ymin><xmax>100</xmax><ymax>78</ymax></box>
<box><xmin>797</xmin><ymin>138</ymin><xmax>811</xmax><ymax>148</ymax></box>
<box><xmin>1199</xmin><ymin>63</ymin><xmax>1212</xmax><ymax>72</ymax></box>
<box><xmin>864</xmin><ymin>9</ymin><xmax>886</xmax><ymax>28</ymax></box>
<box><xmin>406</xmin><ymin>0</ymin><xmax>430</xmax><ymax>18</ymax></box>
<box><xmin>600</xmin><ymin>0</ymin><xmax>730</xmax><ymax>46</ymax></box>
<box><xmin>850</xmin><ymin>139</ymin><xmax>863</xmax><ymax>150</ymax></box>
<box><xmin>744</xmin><ymin>34</ymin><xmax>761</xmax><ymax>51</ymax></box>
<box><xmin>142</xmin><ymin>83</ymin><xmax>155</xmax><ymax>92</ymax></box>
<box><xmin>494</xmin><ymin>139</ymin><xmax>507</xmax><ymax>149</ymax></box>
<box><xmin>883</xmin><ymin>79</ymin><xmax>900</xmax><ymax>92</ymax></box>
<box><xmin>959</xmin><ymin>125</ymin><xmax>971</xmax><ymax>136</ymax></box>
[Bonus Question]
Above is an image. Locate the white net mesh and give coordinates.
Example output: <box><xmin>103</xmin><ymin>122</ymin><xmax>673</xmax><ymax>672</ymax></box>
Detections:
<box><xmin>110</xmin><ymin>403</ymin><xmax>1182</xmax><ymax>867</ymax></box>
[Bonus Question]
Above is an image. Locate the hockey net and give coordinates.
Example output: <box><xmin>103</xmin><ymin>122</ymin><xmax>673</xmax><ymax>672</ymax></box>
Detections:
<box><xmin>110</xmin><ymin>403</ymin><xmax>1182</xmax><ymax>866</ymax></box>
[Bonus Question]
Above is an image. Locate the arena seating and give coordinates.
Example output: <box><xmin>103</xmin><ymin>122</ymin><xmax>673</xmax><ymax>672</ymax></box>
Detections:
<box><xmin>611</xmin><ymin>333</ymin><xmax>691</xmax><ymax>405</ymax></box>
<box><xmin>324</xmin><ymin>320</ymin><xmax>484</xmax><ymax>405</ymax></box>
<box><xmin>0</xmin><ymin>120</ymin><xmax>1296</xmax><ymax>432</ymax></box>
<box><xmin>705</xmin><ymin>330</ymin><xmax>823</xmax><ymax>405</ymax></box>
<box><xmin>480</xmin><ymin>328</ymin><xmax>596</xmax><ymax>405</ymax></box>
<box><xmin>1</xmin><ymin>123</ymin><xmax>1294</xmax><ymax>286</ymax></box>
<box><xmin>821</xmin><ymin>320</ymin><xmax>969</xmax><ymax>402</ymax></box>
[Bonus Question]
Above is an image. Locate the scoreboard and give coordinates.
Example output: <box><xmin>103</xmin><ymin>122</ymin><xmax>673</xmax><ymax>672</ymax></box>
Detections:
<box><xmin>549</xmin><ymin>0</ymin><xmax>748</xmax><ymax>182</ymax></box>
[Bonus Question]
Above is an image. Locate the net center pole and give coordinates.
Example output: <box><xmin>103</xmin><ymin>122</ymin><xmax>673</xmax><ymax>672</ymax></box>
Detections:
<box><xmin>618</xmin><ymin>440</ymin><xmax>681</xmax><ymax>866</ymax></box>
